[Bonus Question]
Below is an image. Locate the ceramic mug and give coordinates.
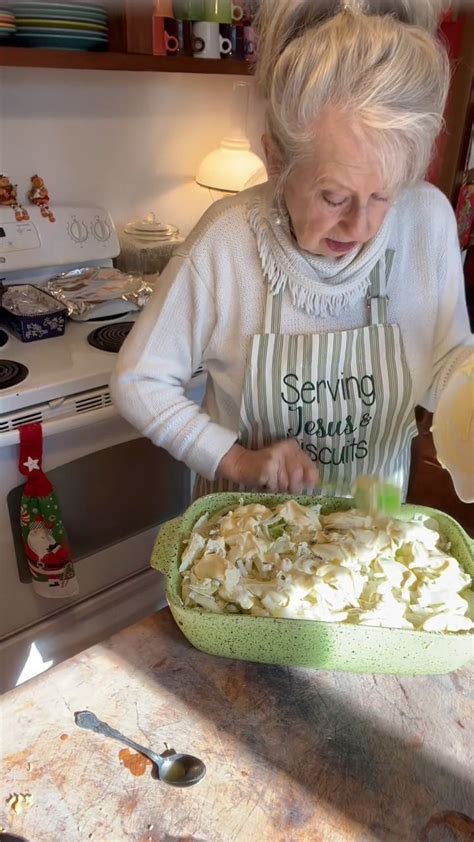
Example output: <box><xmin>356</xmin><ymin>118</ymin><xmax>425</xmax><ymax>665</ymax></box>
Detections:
<box><xmin>172</xmin><ymin>0</ymin><xmax>204</xmax><ymax>20</ymax></box>
<box><xmin>219</xmin><ymin>23</ymin><xmax>245</xmax><ymax>59</ymax></box>
<box><xmin>234</xmin><ymin>0</ymin><xmax>252</xmax><ymax>24</ymax></box>
<box><xmin>193</xmin><ymin>21</ymin><xmax>231</xmax><ymax>58</ymax></box>
<box><xmin>155</xmin><ymin>0</ymin><xmax>174</xmax><ymax>16</ymax></box>
<box><xmin>243</xmin><ymin>24</ymin><xmax>257</xmax><ymax>61</ymax></box>
<box><xmin>153</xmin><ymin>16</ymin><xmax>179</xmax><ymax>55</ymax></box>
<box><xmin>166</xmin><ymin>18</ymin><xmax>193</xmax><ymax>55</ymax></box>
<box><xmin>202</xmin><ymin>0</ymin><xmax>243</xmax><ymax>24</ymax></box>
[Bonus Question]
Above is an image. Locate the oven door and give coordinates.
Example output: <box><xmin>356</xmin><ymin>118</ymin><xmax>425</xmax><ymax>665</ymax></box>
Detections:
<box><xmin>0</xmin><ymin>377</ymin><xmax>205</xmax><ymax>692</ymax></box>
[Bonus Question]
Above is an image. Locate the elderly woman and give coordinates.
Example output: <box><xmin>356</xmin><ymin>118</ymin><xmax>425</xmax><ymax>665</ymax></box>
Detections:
<box><xmin>111</xmin><ymin>0</ymin><xmax>473</xmax><ymax>501</ymax></box>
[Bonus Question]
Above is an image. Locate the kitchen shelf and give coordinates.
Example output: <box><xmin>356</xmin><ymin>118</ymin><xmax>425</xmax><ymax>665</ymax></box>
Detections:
<box><xmin>0</xmin><ymin>46</ymin><xmax>252</xmax><ymax>75</ymax></box>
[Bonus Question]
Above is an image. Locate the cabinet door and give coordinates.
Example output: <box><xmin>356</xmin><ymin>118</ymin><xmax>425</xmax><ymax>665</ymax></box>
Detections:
<box><xmin>407</xmin><ymin>409</ymin><xmax>474</xmax><ymax>537</ymax></box>
<box><xmin>428</xmin><ymin>11</ymin><xmax>474</xmax><ymax>203</ymax></box>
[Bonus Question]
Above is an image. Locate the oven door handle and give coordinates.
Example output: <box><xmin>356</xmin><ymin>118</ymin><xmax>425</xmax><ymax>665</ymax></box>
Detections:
<box><xmin>0</xmin><ymin>404</ymin><xmax>120</xmax><ymax>448</ymax></box>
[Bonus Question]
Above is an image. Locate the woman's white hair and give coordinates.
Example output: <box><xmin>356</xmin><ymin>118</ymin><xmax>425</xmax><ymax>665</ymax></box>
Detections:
<box><xmin>254</xmin><ymin>0</ymin><xmax>450</xmax><ymax>190</ymax></box>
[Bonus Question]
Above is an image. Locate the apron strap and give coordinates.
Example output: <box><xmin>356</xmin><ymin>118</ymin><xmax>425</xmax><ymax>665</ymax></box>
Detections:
<box><xmin>263</xmin><ymin>248</ymin><xmax>396</xmax><ymax>332</ymax></box>
<box><xmin>264</xmin><ymin>282</ymin><xmax>283</xmax><ymax>333</ymax></box>
<box><xmin>368</xmin><ymin>248</ymin><xmax>395</xmax><ymax>325</ymax></box>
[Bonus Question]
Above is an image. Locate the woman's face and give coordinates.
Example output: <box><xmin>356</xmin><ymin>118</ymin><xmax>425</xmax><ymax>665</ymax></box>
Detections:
<box><xmin>269</xmin><ymin>112</ymin><xmax>395</xmax><ymax>258</ymax></box>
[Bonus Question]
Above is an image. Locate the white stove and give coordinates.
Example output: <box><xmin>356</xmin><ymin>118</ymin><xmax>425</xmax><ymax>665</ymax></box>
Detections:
<box><xmin>1</xmin><ymin>205</ymin><xmax>128</xmax><ymax>411</ymax></box>
<box><xmin>0</xmin><ymin>205</ymin><xmax>203</xmax><ymax>693</ymax></box>
<box><xmin>0</xmin><ymin>319</ymin><xmax>133</xmax><ymax>412</ymax></box>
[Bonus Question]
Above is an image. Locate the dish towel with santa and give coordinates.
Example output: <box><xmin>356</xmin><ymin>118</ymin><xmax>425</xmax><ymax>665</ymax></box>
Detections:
<box><xmin>19</xmin><ymin>423</ymin><xmax>78</xmax><ymax>598</ymax></box>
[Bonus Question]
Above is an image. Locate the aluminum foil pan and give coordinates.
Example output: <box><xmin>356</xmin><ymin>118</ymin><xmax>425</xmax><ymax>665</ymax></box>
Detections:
<box><xmin>47</xmin><ymin>267</ymin><xmax>153</xmax><ymax>319</ymax></box>
<box><xmin>1</xmin><ymin>284</ymin><xmax>64</xmax><ymax>316</ymax></box>
<box><xmin>0</xmin><ymin>284</ymin><xmax>67</xmax><ymax>342</ymax></box>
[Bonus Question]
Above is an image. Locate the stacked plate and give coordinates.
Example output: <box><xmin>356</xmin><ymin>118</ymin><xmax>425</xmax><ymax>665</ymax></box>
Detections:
<box><xmin>0</xmin><ymin>7</ymin><xmax>16</xmax><ymax>40</ymax></box>
<box><xmin>11</xmin><ymin>2</ymin><xmax>108</xmax><ymax>51</ymax></box>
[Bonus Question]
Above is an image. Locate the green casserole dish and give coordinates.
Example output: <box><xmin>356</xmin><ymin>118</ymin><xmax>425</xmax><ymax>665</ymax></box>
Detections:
<box><xmin>151</xmin><ymin>493</ymin><xmax>474</xmax><ymax>675</ymax></box>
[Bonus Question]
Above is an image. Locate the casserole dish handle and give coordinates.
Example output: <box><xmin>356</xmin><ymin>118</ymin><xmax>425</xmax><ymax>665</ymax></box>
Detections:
<box><xmin>151</xmin><ymin>516</ymin><xmax>182</xmax><ymax>574</ymax></box>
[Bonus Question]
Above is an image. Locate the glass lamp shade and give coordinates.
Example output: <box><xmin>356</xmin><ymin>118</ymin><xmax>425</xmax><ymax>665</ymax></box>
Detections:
<box><xmin>195</xmin><ymin>138</ymin><xmax>266</xmax><ymax>193</ymax></box>
<box><xmin>195</xmin><ymin>80</ymin><xmax>267</xmax><ymax>194</ymax></box>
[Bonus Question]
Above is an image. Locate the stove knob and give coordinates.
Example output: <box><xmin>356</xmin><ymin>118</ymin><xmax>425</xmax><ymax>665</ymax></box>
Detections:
<box><xmin>93</xmin><ymin>218</ymin><xmax>111</xmax><ymax>242</ymax></box>
<box><xmin>69</xmin><ymin>219</ymin><xmax>88</xmax><ymax>243</ymax></box>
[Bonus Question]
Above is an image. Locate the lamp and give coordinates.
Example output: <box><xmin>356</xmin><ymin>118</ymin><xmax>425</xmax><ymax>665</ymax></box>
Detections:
<box><xmin>195</xmin><ymin>80</ymin><xmax>267</xmax><ymax>196</ymax></box>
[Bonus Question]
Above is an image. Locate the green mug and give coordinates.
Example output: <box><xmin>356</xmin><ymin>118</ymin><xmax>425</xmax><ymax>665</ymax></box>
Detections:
<box><xmin>202</xmin><ymin>0</ymin><xmax>244</xmax><ymax>24</ymax></box>
<box><xmin>172</xmin><ymin>0</ymin><xmax>204</xmax><ymax>20</ymax></box>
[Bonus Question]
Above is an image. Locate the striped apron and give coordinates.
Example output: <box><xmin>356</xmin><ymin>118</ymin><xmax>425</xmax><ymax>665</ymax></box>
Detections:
<box><xmin>195</xmin><ymin>249</ymin><xmax>417</xmax><ymax>499</ymax></box>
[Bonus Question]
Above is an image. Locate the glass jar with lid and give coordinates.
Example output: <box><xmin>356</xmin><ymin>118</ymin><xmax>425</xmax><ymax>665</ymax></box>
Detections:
<box><xmin>116</xmin><ymin>212</ymin><xmax>184</xmax><ymax>278</ymax></box>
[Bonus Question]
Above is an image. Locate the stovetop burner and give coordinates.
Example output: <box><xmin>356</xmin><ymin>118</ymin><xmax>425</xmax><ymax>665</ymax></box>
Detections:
<box><xmin>0</xmin><ymin>359</ymin><xmax>29</xmax><ymax>390</ymax></box>
<box><xmin>0</xmin><ymin>330</ymin><xmax>8</xmax><ymax>348</ymax></box>
<box><xmin>87</xmin><ymin>322</ymin><xmax>135</xmax><ymax>353</ymax></box>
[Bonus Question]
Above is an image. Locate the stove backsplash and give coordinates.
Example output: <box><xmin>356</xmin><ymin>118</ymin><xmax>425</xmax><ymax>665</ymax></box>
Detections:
<box><xmin>0</xmin><ymin>67</ymin><xmax>264</xmax><ymax>238</ymax></box>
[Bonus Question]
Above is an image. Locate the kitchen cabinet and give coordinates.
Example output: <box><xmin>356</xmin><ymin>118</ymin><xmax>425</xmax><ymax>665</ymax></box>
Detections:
<box><xmin>411</xmin><ymin>11</ymin><xmax>474</xmax><ymax>528</ymax></box>
<box><xmin>0</xmin><ymin>0</ymin><xmax>252</xmax><ymax>75</ymax></box>
<box><xmin>0</xmin><ymin>9</ymin><xmax>471</xmax><ymax>167</ymax></box>
<box><xmin>428</xmin><ymin>10</ymin><xmax>474</xmax><ymax>205</ymax></box>
<box><xmin>407</xmin><ymin>408</ymin><xmax>474</xmax><ymax>538</ymax></box>
<box><xmin>0</xmin><ymin>46</ymin><xmax>251</xmax><ymax>74</ymax></box>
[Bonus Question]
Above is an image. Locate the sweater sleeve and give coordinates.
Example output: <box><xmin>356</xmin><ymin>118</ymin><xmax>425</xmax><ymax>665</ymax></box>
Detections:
<box><xmin>110</xmin><ymin>253</ymin><xmax>238</xmax><ymax>480</ymax></box>
<box><xmin>422</xmin><ymin>195</ymin><xmax>474</xmax><ymax>412</ymax></box>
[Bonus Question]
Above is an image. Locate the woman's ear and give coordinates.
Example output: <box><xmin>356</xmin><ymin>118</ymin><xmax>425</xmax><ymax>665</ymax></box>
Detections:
<box><xmin>262</xmin><ymin>134</ymin><xmax>282</xmax><ymax>177</ymax></box>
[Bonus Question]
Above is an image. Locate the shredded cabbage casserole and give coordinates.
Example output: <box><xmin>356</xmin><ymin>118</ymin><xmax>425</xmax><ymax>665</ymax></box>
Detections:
<box><xmin>179</xmin><ymin>501</ymin><xmax>473</xmax><ymax>633</ymax></box>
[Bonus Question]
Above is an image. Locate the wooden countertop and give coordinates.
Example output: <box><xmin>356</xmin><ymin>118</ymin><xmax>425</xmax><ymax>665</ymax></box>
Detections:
<box><xmin>1</xmin><ymin>609</ymin><xmax>473</xmax><ymax>842</ymax></box>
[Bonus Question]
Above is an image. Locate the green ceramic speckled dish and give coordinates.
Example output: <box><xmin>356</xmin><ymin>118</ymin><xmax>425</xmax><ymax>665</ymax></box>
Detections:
<box><xmin>151</xmin><ymin>493</ymin><xmax>474</xmax><ymax>675</ymax></box>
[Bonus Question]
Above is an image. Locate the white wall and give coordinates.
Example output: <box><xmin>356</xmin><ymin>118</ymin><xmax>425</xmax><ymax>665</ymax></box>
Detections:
<box><xmin>0</xmin><ymin>66</ymin><xmax>265</xmax><ymax>236</ymax></box>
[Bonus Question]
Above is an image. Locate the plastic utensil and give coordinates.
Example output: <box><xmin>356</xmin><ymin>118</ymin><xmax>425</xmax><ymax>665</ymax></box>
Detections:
<box><xmin>319</xmin><ymin>474</ymin><xmax>402</xmax><ymax>516</ymax></box>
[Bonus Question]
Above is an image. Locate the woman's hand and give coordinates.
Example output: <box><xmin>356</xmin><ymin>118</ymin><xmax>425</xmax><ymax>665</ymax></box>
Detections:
<box><xmin>216</xmin><ymin>440</ymin><xmax>319</xmax><ymax>494</ymax></box>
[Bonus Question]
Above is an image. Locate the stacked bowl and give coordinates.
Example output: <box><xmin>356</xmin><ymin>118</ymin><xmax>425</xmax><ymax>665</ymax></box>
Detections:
<box><xmin>11</xmin><ymin>2</ymin><xmax>108</xmax><ymax>51</ymax></box>
<box><xmin>0</xmin><ymin>7</ymin><xmax>17</xmax><ymax>41</ymax></box>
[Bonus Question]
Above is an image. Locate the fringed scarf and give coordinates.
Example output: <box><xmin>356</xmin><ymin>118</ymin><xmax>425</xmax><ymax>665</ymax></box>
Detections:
<box><xmin>247</xmin><ymin>182</ymin><xmax>393</xmax><ymax>318</ymax></box>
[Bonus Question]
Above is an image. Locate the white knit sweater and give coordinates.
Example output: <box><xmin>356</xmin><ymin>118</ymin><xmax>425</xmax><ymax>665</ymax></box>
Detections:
<box><xmin>111</xmin><ymin>181</ymin><xmax>473</xmax><ymax>480</ymax></box>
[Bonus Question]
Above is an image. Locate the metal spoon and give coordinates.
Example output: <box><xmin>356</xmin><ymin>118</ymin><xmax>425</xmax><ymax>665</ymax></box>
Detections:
<box><xmin>74</xmin><ymin>710</ymin><xmax>206</xmax><ymax>788</ymax></box>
